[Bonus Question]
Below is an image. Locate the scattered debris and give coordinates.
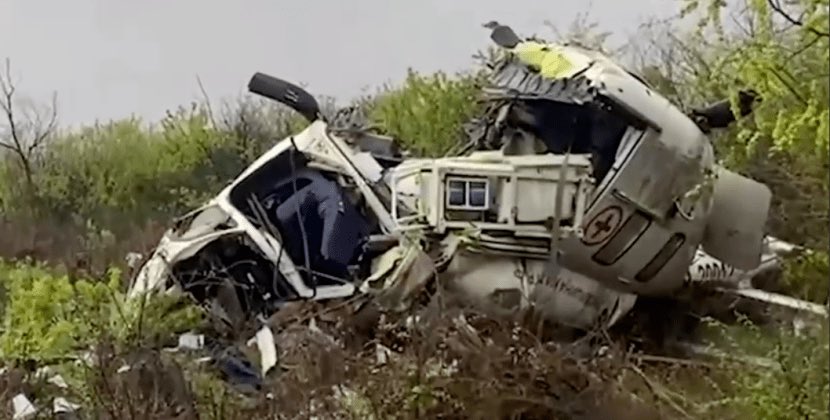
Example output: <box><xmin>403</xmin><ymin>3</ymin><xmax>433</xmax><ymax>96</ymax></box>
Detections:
<box><xmin>253</xmin><ymin>325</ymin><xmax>278</xmax><ymax>376</ymax></box>
<box><xmin>374</xmin><ymin>343</ymin><xmax>393</xmax><ymax>366</ymax></box>
<box><xmin>52</xmin><ymin>397</ymin><xmax>81</xmax><ymax>415</ymax></box>
<box><xmin>34</xmin><ymin>366</ymin><xmax>69</xmax><ymax>389</ymax></box>
<box><xmin>11</xmin><ymin>394</ymin><xmax>36</xmax><ymax>420</ymax></box>
<box><xmin>210</xmin><ymin>346</ymin><xmax>263</xmax><ymax>394</ymax></box>
<box><xmin>124</xmin><ymin>252</ymin><xmax>144</xmax><ymax>269</ymax></box>
<box><xmin>47</xmin><ymin>374</ymin><xmax>69</xmax><ymax>389</ymax></box>
<box><xmin>176</xmin><ymin>333</ymin><xmax>206</xmax><ymax>351</ymax></box>
<box><xmin>74</xmin><ymin>350</ymin><xmax>98</xmax><ymax>367</ymax></box>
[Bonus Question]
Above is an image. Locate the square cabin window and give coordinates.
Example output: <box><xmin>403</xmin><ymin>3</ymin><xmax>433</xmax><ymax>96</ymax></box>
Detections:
<box><xmin>446</xmin><ymin>177</ymin><xmax>490</xmax><ymax>210</ymax></box>
<box><xmin>447</xmin><ymin>180</ymin><xmax>467</xmax><ymax>207</ymax></box>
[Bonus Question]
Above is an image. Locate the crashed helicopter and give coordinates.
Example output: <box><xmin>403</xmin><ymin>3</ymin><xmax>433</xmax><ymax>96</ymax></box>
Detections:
<box><xmin>127</xmin><ymin>23</ymin><xmax>827</xmax><ymax>334</ymax></box>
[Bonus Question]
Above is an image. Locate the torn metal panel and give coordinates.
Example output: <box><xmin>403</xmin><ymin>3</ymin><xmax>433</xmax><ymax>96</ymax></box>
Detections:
<box><xmin>12</xmin><ymin>394</ymin><xmax>36</xmax><ymax>420</ymax></box>
<box><xmin>484</xmin><ymin>61</ymin><xmax>597</xmax><ymax>104</ymax></box>
<box><xmin>361</xmin><ymin>244</ymin><xmax>406</xmax><ymax>288</ymax></box>
<box><xmin>253</xmin><ymin>326</ymin><xmax>278</xmax><ymax>376</ymax></box>
<box><xmin>128</xmin><ymin>204</ymin><xmax>244</xmax><ymax>299</ymax></box>
<box><xmin>360</xmin><ymin>240</ymin><xmax>436</xmax><ymax>312</ymax></box>
<box><xmin>53</xmin><ymin>398</ymin><xmax>81</xmax><ymax>415</ymax></box>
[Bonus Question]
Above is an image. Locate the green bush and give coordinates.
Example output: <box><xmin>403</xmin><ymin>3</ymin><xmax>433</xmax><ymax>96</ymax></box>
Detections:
<box><xmin>0</xmin><ymin>70</ymin><xmax>484</xmax><ymax>260</ymax></box>
<box><xmin>369</xmin><ymin>69</ymin><xmax>483</xmax><ymax>157</ymax></box>
<box><xmin>677</xmin><ymin>0</ymin><xmax>829</xmax><ymax>249</ymax></box>
<box><xmin>782</xmin><ymin>250</ymin><xmax>830</xmax><ymax>304</ymax></box>
<box><xmin>21</xmin><ymin>108</ymin><xmax>234</xmax><ymax>229</ymax></box>
<box><xmin>0</xmin><ymin>260</ymin><xmax>201</xmax><ymax>363</ymax></box>
<box><xmin>0</xmin><ymin>98</ymin><xmax>314</xmax><ymax>237</ymax></box>
<box><xmin>712</xmin><ymin>320</ymin><xmax>829</xmax><ymax>419</ymax></box>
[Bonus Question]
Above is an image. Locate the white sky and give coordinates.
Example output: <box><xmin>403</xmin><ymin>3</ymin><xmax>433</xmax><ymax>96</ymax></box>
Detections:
<box><xmin>0</xmin><ymin>0</ymin><xmax>680</xmax><ymax>126</ymax></box>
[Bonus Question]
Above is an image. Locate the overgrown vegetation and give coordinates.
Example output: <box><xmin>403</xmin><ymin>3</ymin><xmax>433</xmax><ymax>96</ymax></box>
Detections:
<box><xmin>0</xmin><ymin>0</ymin><xmax>827</xmax><ymax>418</ymax></box>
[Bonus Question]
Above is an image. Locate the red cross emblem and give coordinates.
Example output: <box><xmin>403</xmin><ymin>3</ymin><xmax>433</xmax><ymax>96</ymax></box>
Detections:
<box><xmin>582</xmin><ymin>205</ymin><xmax>623</xmax><ymax>246</ymax></box>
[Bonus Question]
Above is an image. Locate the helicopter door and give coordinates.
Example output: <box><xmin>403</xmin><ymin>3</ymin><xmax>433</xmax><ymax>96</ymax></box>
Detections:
<box><xmin>564</xmin><ymin>126</ymin><xmax>701</xmax><ymax>295</ymax></box>
<box><xmin>575</xmin><ymin>203</ymin><xmax>693</xmax><ymax>295</ymax></box>
<box><xmin>701</xmin><ymin>167</ymin><xmax>772</xmax><ymax>270</ymax></box>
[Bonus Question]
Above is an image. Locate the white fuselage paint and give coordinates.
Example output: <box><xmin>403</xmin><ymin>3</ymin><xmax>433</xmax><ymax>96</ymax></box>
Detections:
<box><xmin>443</xmin><ymin>250</ymin><xmax>637</xmax><ymax>330</ymax></box>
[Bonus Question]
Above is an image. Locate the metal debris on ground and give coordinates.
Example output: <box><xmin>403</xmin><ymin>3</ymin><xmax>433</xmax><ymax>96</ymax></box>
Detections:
<box><xmin>11</xmin><ymin>394</ymin><xmax>36</xmax><ymax>420</ymax></box>
<box><xmin>176</xmin><ymin>332</ymin><xmax>206</xmax><ymax>351</ymax></box>
<box><xmin>253</xmin><ymin>325</ymin><xmax>278</xmax><ymax>376</ymax></box>
<box><xmin>52</xmin><ymin>397</ymin><xmax>81</xmax><ymax>414</ymax></box>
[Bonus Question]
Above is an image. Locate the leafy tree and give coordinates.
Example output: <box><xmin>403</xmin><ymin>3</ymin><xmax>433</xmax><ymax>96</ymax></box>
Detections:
<box><xmin>677</xmin><ymin>0</ymin><xmax>828</xmax><ymax>244</ymax></box>
<box><xmin>669</xmin><ymin>0</ymin><xmax>829</xmax><ymax>304</ymax></box>
<box><xmin>369</xmin><ymin>70</ymin><xmax>483</xmax><ymax>157</ymax></box>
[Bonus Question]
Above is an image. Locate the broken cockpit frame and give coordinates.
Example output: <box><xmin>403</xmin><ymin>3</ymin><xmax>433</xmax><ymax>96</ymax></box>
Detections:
<box><xmin>127</xmin><ymin>66</ymin><xmax>619</xmax><ymax>330</ymax></box>
<box><xmin>129</xmin><ymin>104</ymin><xmax>401</xmax><ymax>326</ymax></box>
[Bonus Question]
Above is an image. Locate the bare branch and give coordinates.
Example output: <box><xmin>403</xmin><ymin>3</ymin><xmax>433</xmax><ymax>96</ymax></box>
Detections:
<box><xmin>0</xmin><ymin>58</ymin><xmax>59</xmax><ymax>188</ymax></box>
<box><xmin>787</xmin><ymin>33</ymin><xmax>824</xmax><ymax>58</ymax></box>
<box><xmin>0</xmin><ymin>141</ymin><xmax>19</xmax><ymax>153</ymax></box>
<box><xmin>28</xmin><ymin>92</ymin><xmax>58</xmax><ymax>155</ymax></box>
<box><xmin>195</xmin><ymin>74</ymin><xmax>217</xmax><ymax>129</ymax></box>
<box><xmin>729</xmin><ymin>2</ymin><xmax>758</xmax><ymax>37</ymax></box>
<box><xmin>0</xmin><ymin>59</ymin><xmax>27</xmax><ymax>162</ymax></box>
<box><xmin>768</xmin><ymin>0</ymin><xmax>830</xmax><ymax>38</ymax></box>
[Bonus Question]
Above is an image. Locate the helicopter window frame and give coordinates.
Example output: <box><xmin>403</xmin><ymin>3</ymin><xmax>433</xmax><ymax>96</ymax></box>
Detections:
<box><xmin>445</xmin><ymin>176</ymin><xmax>491</xmax><ymax>211</ymax></box>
